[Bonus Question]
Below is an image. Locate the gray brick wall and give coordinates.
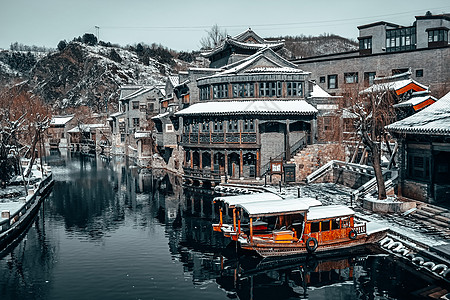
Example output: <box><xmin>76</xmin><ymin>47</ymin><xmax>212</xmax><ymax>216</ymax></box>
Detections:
<box><xmin>295</xmin><ymin>47</ymin><xmax>450</xmax><ymax>97</ymax></box>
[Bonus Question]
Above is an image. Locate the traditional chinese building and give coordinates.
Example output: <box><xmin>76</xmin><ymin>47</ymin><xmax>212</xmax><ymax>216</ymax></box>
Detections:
<box><xmin>46</xmin><ymin>115</ymin><xmax>75</xmax><ymax>148</ymax></box>
<box><xmin>175</xmin><ymin>46</ymin><xmax>318</xmax><ymax>185</ymax></box>
<box><xmin>386</xmin><ymin>91</ymin><xmax>450</xmax><ymax>203</ymax></box>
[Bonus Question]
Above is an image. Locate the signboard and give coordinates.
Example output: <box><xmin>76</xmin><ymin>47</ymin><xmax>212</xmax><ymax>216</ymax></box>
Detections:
<box><xmin>270</xmin><ymin>161</ymin><xmax>283</xmax><ymax>174</ymax></box>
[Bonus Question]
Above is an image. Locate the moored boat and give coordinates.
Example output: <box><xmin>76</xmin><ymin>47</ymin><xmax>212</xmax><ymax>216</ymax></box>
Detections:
<box><xmin>213</xmin><ymin>194</ymin><xmax>387</xmax><ymax>258</ymax></box>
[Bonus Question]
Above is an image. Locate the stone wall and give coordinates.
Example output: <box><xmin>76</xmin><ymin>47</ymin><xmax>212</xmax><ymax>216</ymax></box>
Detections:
<box><xmin>402</xmin><ymin>179</ymin><xmax>429</xmax><ymax>202</ymax></box>
<box><xmin>293</xmin><ymin>143</ymin><xmax>346</xmax><ymax>182</ymax></box>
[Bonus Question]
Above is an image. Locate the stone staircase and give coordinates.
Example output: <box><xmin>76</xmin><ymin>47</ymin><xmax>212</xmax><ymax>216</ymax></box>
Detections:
<box><xmin>407</xmin><ymin>203</ymin><xmax>450</xmax><ymax>240</ymax></box>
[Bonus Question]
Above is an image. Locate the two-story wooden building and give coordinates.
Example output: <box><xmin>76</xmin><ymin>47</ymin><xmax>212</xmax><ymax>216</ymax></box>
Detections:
<box><xmin>175</xmin><ymin>46</ymin><xmax>318</xmax><ymax>185</ymax></box>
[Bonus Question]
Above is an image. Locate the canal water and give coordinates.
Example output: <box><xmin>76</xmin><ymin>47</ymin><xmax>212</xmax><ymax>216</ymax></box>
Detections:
<box><xmin>0</xmin><ymin>152</ymin><xmax>445</xmax><ymax>300</ymax></box>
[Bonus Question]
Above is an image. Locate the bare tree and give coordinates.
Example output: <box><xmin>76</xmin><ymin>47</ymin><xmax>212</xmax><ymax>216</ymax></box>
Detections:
<box><xmin>346</xmin><ymin>85</ymin><xmax>397</xmax><ymax>200</ymax></box>
<box><xmin>199</xmin><ymin>24</ymin><xmax>228</xmax><ymax>50</ymax></box>
<box><xmin>0</xmin><ymin>83</ymin><xmax>51</xmax><ymax>179</ymax></box>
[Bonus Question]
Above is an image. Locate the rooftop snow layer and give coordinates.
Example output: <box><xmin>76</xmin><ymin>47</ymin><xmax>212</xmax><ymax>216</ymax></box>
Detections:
<box><xmin>50</xmin><ymin>115</ymin><xmax>74</xmax><ymax>125</ymax></box>
<box><xmin>386</xmin><ymin>91</ymin><xmax>450</xmax><ymax>135</ymax></box>
<box><xmin>393</xmin><ymin>94</ymin><xmax>437</xmax><ymax>108</ymax></box>
<box><xmin>175</xmin><ymin>100</ymin><xmax>317</xmax><ymax>116</ymax></box>
<box><xmin>236</xmin><ymin>198</ymin><xmax>316</xmax><ymax>217</ymax></box>
<box><xmin>214</xmin><ymin>192</ymin><xmax>283</xmax><ymax>207</ymax></box>
<box><xmin>306</xmin><ymin>205</ymin><xmax>355</xmax><ymax>220</ymax></box>
<box><xmin>361</xmin><ymin>78</ymin><xmax>427</xmax><ymax>94</ymax></box>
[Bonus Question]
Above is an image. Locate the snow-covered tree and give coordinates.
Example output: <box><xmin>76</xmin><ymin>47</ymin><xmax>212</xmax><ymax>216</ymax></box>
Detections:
<box><xmin>346</xmin><ymin>85</ymin><xmax>397</xmax><ymax>200</ymax></box>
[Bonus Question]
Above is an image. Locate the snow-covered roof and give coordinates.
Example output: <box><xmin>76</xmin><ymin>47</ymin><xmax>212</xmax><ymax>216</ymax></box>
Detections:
<box><xmin>201</xmin><ymin>32</ymin><xmax>284</xmax><ymax>58</ymax></box>
<box><xmin>168</xmin><ymin>75</ymin><xmax>179</xmax><ymax>87</ymax></box>
<box><xmin>243</xmin><ymin>66</ymin><xmax>305</xmax><ymax>74</ymax></box>
<box><xmin>306</xmin><ymin>205</ymin><xmax>355</xmax><ymax>221</ymax></box>
<box><xmin>151</xmin><ymin>112</ymin><xmax>170</xmax><ymax>120</ymax></box>
<box><xmin>386</xmin><ymin>91</ymin><xmax>450</xmax><ymax>135</ymax></box>
<box><xmin>310</xmin><ymin>83</ymin><xmax>333</xmax><ymax>98</ymax></box>
<box><xmin>50</xmin><ymin>115</ymin><xmax>74</xmax><ymax>126</ymax></box>
<box><xmin>109</xmin><ymin>112</ymin><xmax>125</xmax><ymax>118</ymax></box>
<box><xmin>67</xmin><ymin>123</ymin><xmax>105</xmax><ymax>133</ymax></box>
<box><xmin>361</xmin><ymin>74</ymin><xmax>427</xmax><ymax>95</ymax></box>
<box><xmin>393</xmin><ymin>91</ymin><xmax>437</xmax><ymax>109</ymax></box>
<box><xmin>120</xmin><ymin>86</ymin><xmax>156</xmax><ymax>101</ymax></box>
<box><xmin>236</xmin><ymin>198</ymin><xmax>315</xmax><ymax>217</ymax></box>
<box><xmin>175</xmin><ymin>100</ymin><xmax>318</xmax><ymax>117</ymax></box>
<box><xmin>214</xmin><ymin>192</ymin><xmax>283</xmax><ymax>207</ymax></box>
<box><xmin>134</xmin><ymin>131</ymin><xmax>152</xmax><ymax>139</ymax></box>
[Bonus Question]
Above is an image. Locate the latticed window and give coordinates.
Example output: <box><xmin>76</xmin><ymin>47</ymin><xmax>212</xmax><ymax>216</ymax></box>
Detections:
<box><xmin>228</xmin><ymin>120</ymin><xmax>239</xmax><ymax>132</ymax></box>
<box><xmin>213</xmin><ymin>120</ymin><xmax>223</xmax><ymax>132</ymax></box>
<box><xmin>243</xmin><ymin>119</ymin><xmax>255</xmax><ymax>132</ymax></box>
<box><xmin>232</xmin><ymin>83</ymin><xmax>254</xmax><ymax>98</ymax></box>
<box><xmin>287</xmin><ymin>82</ymin><xmax>303</xmax><ymax>96</ymax></box>
<box><xmin>201</xmin><ymin>121</ymin><xmax>209</xmax><ymax>132</ymax></box>
<box><xmin>213</xmin><ymin>84</ymin><xmax>228</xmax><ymax>99</ymax></box>
<box><xmin>407</xmin><ymin>152</ymin><xmax>430</xmax><ymax>182</ymax></box>
<box><xmin>259</xmin><ymin>82</ymin><xmax>282</xmax><ymax>97</ymax></box>
<box><xmin>200</xmin><ymin>85</ymin><xmax>210</xmax><ymax>100</ymax></box>
<box><xmin>344</xmin><ymin>72</ymin><xmax>358</xmax><ymax>84</ymax></box>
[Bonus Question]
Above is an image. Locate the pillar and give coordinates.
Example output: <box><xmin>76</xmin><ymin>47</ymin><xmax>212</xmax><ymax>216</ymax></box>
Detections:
<box><xmin>199</xmin><ymin>150</ymin><xmax>203</xmax><ymax>170</ymax></box>
<box><xmin>190</xmin><ymin>150</ymin><xmax>194</xmax><ymax>169</ymax></box>
<box><xmin>224</xmin><ymin>150</ymin><xmax>228</xmax><ymax>176</ymax></box>
<box><xmin>285</xmin><ymin>120</ymin><xmax>291</xmax><ymax>160</ymax></box>
<box><xmin>256</xmin><ymin>149</ymin><xmax>261</xmax><ymax>178</ymax></box>
<box><xmin>211</xmin><ymin>150</ymin><xmax>214</xmax><ymax>171</ymax></box>
<box><xmin>239</xmin><ymin>149</ymin><xmax>243</xmax><ymax>178</ymax></box>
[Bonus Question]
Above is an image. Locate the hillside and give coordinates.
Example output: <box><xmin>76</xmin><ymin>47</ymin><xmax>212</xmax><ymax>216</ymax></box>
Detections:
<box><xmin>0</xmin><ymin>33</ymin><xmax>357</xmax><ymax>111</ymax></box>
<box><xmin>273</xmin><ymin>34</ymin><xmax>358</xmax><ymax>59</ymax></box>
<box><xmin>0</xmin><ymin>42</ymin><xmax>198</xmax><ymax>112</ymax></box>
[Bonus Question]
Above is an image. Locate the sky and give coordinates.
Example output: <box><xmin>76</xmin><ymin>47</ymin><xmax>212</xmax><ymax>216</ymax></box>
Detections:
<box><xmin>1</xmin><ymin>0</ymin><xmax>449</xmax><ymax>51</ymax></box>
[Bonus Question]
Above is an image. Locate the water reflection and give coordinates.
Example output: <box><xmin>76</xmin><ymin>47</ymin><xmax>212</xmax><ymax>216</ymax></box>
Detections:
<box><xmin>0</xmin><ymin>151</ymin><xmax>447</xmax><ymax>300</ymax></box>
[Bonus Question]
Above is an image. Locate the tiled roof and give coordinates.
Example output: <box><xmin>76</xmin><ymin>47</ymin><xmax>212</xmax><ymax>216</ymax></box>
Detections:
<box><xmin>201</xmin><ymin>35</ymin><xmax>284</xmax><ymax>58</ymax></box>
<box><xmin>393</xmin><ymin>91</ymin><xmax>437</xmax><ymax>109</ymax></box>
<box><xmin>386</xmin><ymin>91</ymin><xmax>450</xmax><ymax>135</ymax></box>
<box><xmin>175</xmin><ymin>100</ymin><xmax>317</xmax><ymax>117</ymax></box>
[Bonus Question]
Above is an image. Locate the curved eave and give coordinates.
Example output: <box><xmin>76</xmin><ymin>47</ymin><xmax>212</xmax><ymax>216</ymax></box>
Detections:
<box><xmin>201</xmin><ymin>40</ymin><xmax>284</xmax><ymax>58</ymax></box>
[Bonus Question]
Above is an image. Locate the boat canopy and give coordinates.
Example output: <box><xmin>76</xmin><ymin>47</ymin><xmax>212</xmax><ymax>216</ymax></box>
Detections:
<box><xmin>306</xmin><ymin>205</ymin><xmax>354</xmax><ymax>221</ymax></box>
<box><xmin>213</xmin><ymin>192</ymin><xmax>283</xmax><ymax>207</ymax></box>
<box><xmin>236</xmin><ymin>197</ymin><xmax>322</xmax><ymax>217</ymax></box>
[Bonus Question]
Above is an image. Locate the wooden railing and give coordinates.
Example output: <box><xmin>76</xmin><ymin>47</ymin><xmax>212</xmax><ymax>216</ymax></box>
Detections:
<box><xmin>354</xmin><ymin>223</ymin><xmax>367</xmax><ymax>234</ymax></box>
<box><xmin>182</xmin><ymin>132</ymin><xmax>257</xmax><ymax>145</ymax></box>
<box><xmin>0</xmin><ymin>173</ymin><xmax>53</xmax><ymax>234</ymax></box>
<box><xmin>183</xmin><ymin>167</ymin><xmax>224</xmax><ymax>181</ymax></box>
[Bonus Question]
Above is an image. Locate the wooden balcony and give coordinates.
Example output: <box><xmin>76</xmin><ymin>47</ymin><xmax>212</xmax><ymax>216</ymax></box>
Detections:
<box><xmin>182</xmin><ymin>132</ymin><xmax>257</xmax><ymax>145</ymax></box>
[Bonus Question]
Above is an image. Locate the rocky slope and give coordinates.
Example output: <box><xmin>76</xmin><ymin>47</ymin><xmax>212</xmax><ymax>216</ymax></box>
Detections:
<box><xmin>0</xmin><ymin>34</ymin><xmax>357</xmax><ymax>111</ymax></box>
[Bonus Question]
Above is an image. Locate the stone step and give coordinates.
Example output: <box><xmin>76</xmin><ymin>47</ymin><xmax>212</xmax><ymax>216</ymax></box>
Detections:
<box><xmin>414</xmin><ymin>209</ymin><xmax>436</xmax><ymax>218</ymax></box>
<box><xmin>421</xmin><ymin>205</ymin><xmax>448</xmax><ymax>214</ymax></box>
<box><xmin>435</xmin><ymin>215</ymin><xmax>450</xmax><ymax>224</ymax></box>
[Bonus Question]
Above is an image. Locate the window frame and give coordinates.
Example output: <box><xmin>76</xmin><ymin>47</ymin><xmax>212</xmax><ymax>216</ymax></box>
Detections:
<box><xmin>327</xmin><ymin>74</ymin><xmax>338</xmax><ymax>89</ymax></box>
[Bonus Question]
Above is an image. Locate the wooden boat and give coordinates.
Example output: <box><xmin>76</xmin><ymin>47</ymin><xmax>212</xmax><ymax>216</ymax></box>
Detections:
<box><xmin>0</xmin><ymin>166</ymin><xmax>54</xmax><ymax>251</ymax></box>
<box><xmin>219</xmin><ymin>198</ymin><xmax>388</xmax><ymax>258</ymax></box>
<box><xmin>212</xmin><ymin>193</ymin><xmax>321</xmax><ymax>238</ymax></box>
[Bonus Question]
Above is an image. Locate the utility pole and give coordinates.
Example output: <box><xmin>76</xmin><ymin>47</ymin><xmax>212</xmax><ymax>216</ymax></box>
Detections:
<box><xmin>95</xmin><ymin>26</ymin><xmax>100</xmax><ymax>41</ymax></box>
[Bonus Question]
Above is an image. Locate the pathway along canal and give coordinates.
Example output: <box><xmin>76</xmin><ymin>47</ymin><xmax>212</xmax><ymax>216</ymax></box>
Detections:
<box><xmin>0</xmin><ymin>151</ymin><xmax>447</xmax><ymax>300</ymax></box>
